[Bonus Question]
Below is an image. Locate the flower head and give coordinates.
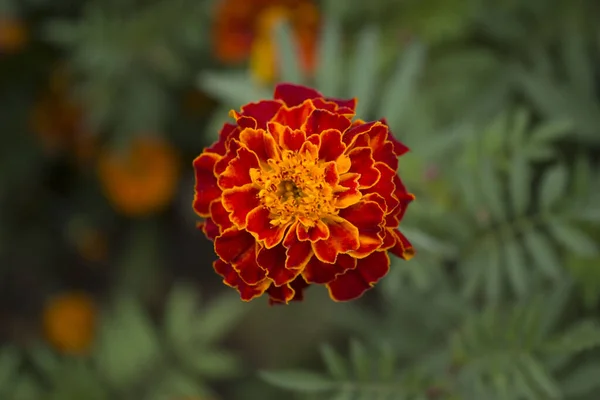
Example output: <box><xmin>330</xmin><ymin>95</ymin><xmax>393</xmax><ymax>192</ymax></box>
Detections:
<box><xmin>193</xmin><ymin>83</ymin><xmax>414</xmax><ymax>304</ymax></box>
<box><xmin>98</xmin><ymin>136</ymin><xmax>180</xmax><ymax>217</ymax></box>
<box><xmin>43</xmin><ymin>292</ymin><xmax>97</xmax><ymax>355</ymax></box>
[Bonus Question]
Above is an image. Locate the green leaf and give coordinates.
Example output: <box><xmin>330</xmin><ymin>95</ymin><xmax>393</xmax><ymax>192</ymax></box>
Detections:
<box><xmin>320</xmin><ymin>344</ymin><xmax>348</xmax><ymax>380</ymax></box>
<box><xmin>523</xmin><ymin>229</ymin><xmax>563</xmax><ymax>280</ymax></box>
<box><xmin>485</xmin><ymin>239</ymin><xmax>502</xmax><ymax>306</ymax></box>
<box><xmin>193</xmin><ymin>292</ymin><xmax>247</xmax><ymax>345</ymax></box>
<box><xmin>561</xmin><ymin>361</ymin><xmax>600</xmax><ymax>397</ymax></box>
<box><xmin>183</xmin><ymin>349</ymin><xmax>241</xmax><ymax>379</ymax></box>
<box><xmin>379</xmin><ymin>41</ymin><xmax>426</xmax><ymax>131</ymax></box>
<box><xmin>509</xmin><ymin>107</ymin><xmax>530</xmax><ymax>149</ymax></box>
<box><xmin>547</xmin><ymin>319</ymin><xmax>600</xmax><ymax>356</ymax></box>
<box><xmin>260</xmin><ymin>370</ymin><xmax>337</xmax><ymax>392</ymax></box>
<box><xmin>504</xmin><ymin>239</ymin><xmax>528</xmax><ymax>297</ymax></box>
<box><xmin>273</xmin><ymin>20</ymin><xmax>302</xmax><ymax>84</ymax></box>
<box><xmin>316</xmin><ymin>18</ymin><xmax>343</xmax><ymax>97</ymax></box>
<box><xmin>164</xmin><ymin>284</ymin><xmax>201</xmax><ymax>348</ymax></box>
<box><xmin>197</xmin><ymin>71</ymin><xmax>270</xmax><ymax>105</ymax></box>
<box><xmin>539</xmin><ymin>164</ymin><xmax>568</xmax><ymax>210</ymax></box>
<box><xmin>547</xmin><ymin>220</ymin><xmax>598</xmax><ymax>257</ymax></box>
<box><xmin>518</xmin><ymin>355</ymin><xmax>560</xmax><ymax>398</ymax></box>
<box><xmin>509</xmin><ymin>153</ymin><xmax>530</xmax><ymax>216</ymax></box>
<box><xmin>479</xmin><ymin>159</ymin><xmax>505</xmax><ymax>221</ymax></box>
<box><xmin>529</xmin><ymin>118</ymin><xmax>573</xmax><ymax>143</ymax></box>
<box><xmin>350</xmin><ymin>26</ymin><xmax>380</xmax><ymax>117</ymax></box>
<box><xmin>94</xmin><ymin>296</ymin><xmax>162</xmax><ymax>389</ymax></box>
<box><xmin>349</xmin><ymin>339</ymin><xmax>371</xmax><ymax>382</ymax></box>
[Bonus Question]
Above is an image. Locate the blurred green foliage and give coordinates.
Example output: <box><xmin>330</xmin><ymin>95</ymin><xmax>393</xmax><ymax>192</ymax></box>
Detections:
<box><xmin>1</xmin><ymin>0</ymin><xmax>600</xmax><ymax>398</ymax></box>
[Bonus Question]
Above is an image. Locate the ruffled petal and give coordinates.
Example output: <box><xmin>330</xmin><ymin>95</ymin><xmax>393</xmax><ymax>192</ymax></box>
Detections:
<box><xmin>282</xmin><ymin>225</ymin><xmax>313</xmax><ymax>270</ymax></box>
<box><xmin>302</xmin><ymin>254</ymin><xmax>356</xmax><ymax>284</ymax></box>
<box><xmin>272</xmin><ymin>100</ymin><xmax>315</xmax><ymax>130</ymax></box>
<box><xmin>221</xmin><ymin>184</ymin><xmax>260</xmax><ymax>229</ymax></box>
<box><xmin>213</xmin><ymin>259</ymin><xmax>270</xmax><ymax>301</ymax></box>
<box><xmin>217</xmin><ymin>146</ymin><xmax>260</xmax><ymax>190</ymax></box>
<box><xmin>388</xmin><ymin>228</ymin><xmax>415</xmax><ymax>260</ymax></box>
<box><xmin>340</xmin><ymin>200</ymin><xmax>385</xmax><ymax>258</ymax></box>
<box><xmin>297</xmin><ymin>219</ymin><xmax>330</xmax><ymax>242</ymax></box>
<box><xmin>197</xmin><ymin>218</ymin><xmax>219</xmax><ymax>240</ymax></box>
<box><xmin>256</xmin><ymin>245</ymin><xmax>303</xmax><ymax>286</ymax></box>
<box><xmin>267</xmin><ymin>275</ymin><xmax>310</xmax><ymax>305</ymax></box>
<box><xmin>239</xmin><ymin>100</ymin><xmax>283</xmax><ymax>129</ymax></box>
<box><xmin>334</xmin><ymin>174</ymin><xmax>361</xmax><ymax>209</ymax></box>
<box><xmin>268</xmin><ymin>121</ymin><xmax>306</xmax><ymax>151</ymax></box>
<box><xmin>208</xmin><ymin>123</ymin><xmax>237</xmax><ymax>155</ymax></box>
<box><xmin>303</xmin><ymin>109</ymin><xmax>352</xmax><ymax>137</ymax></box>
<box><xmin>209</xmin><ymin>200</ymin><xmax>234</xmax><ymax>232</ymax></box>
<box><xmin>312</xmin><ymin>217</ymin><xmax>360</xmax><ymax>263</ymax></box>
<box><xmin>239</xmin><ymin>128</ymin><xmax>279</xmax><ymax>162</ymax></box>
<box><xmin>326</xmin><ymin>251</ymin><xmax>390</xmax><ymax>301</ymax></box>
<box><xmin>192</xmin><ymin>153</ymin><xmax>221</xmax><ymax>217</ymax></box>
<box><xmin>318</xmin><ymin>129</ymin><xmax>346</xmax><ymax>162</ymax></box>
<box><xmin>213</xmin><ymin>227</ymin><xmax>254</xmax><ymax>264</ymax></box>
<box><xmin>246</xmin><ymin>206</ymin><xmax>289</xmax><ymax>248</ymax></box>
<box><xmin>274</xmin><ymin>83</ymin><xmax>322</xmax><ymax>107</ymax></box>
<box><xmin>347</xmin><ymin>147</ymin><xmax>381</xmax><ymax>189</ymax></box>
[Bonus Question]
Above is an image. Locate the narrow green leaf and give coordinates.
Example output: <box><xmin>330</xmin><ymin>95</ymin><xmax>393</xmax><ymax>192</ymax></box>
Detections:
<box><xmin>504</xmin><ymin>239</ymin><xmax>528</xmax><ymax>297</ymax></box>
<box><xmin>259</xmin><ymin>370</ymin><xmax>336</xmax><ymax>392</ymax></box>
<box><xmin>350</xmin><ymin>26</ymin><xmax>380</xmax><ymax>116</ymax></box>
<box><xmin>529</xmin><ymin>118</ymin><xmax>573</xmax><ymax>143</ymax></box>
<box><xmin>194</xmin><ymin>292</ymin><xmax>247</xmax><ymax>345</ymax></box>
<box><xmin>164</xmin><ymin>284</ymin><xmax>200</xmax><ymax>347</ymax></box>
<box><xmin>349</xmin><ymin>339</ymin><xmax>371</xmax><ymax>381</ymax></box>
<box><xmin>485</xmin><ymin>239</ymin><xmax>502</xmax><ymax>307</ymax></box>
<box><xmin>539</xmin><ymin>164</ymin><xmax>568</xmax><ymax>210</ymax></box>
<box><xmin>461</xmin><ymin>244</ymin><xmax>488</xmax><ymax>299</ymax></box>
<box><xmin>379</xmin><ymin>41</ymin><xmax>426</xmax><ymax>131</ymax></box>
<box><xmin>197</xmin><ymin>72</ymin><xmax>270</xmax><ymax>105</ymax></box>
<box><xmin>316</xmin><ymin>18</ymin><xmax>343</xmax><ymax>97</ymax></box>
<box><xmin>184</xmin><ymin>349</ymin><xmax>241</xmax><ymax>378</ymax></box>
<box><xmin>547</xmin><ymin>220</ymin><xmax>598</xmax><ymax>257</ymax></box>
<box><xmin>518</xmin><ymin>355</ymin><xmax>560</xmax><ymax>398</ymax></box>
<box><xmin>273</xmin><ymin>20</ymin><xmax>302</xmax><ymax>84</ymax></box>
<box><xmin>523</xmin><ymin>228</ymin><xmax>563</xmax><ymax>280</ymax></box>
<box><xmin>509</xmin><ymin>107</ymin><xmax>531</xmax><ymax>149</ymax></box>
<box><xmin>377</xmin><ymin>342</ymin><xmax>396</xmax><ymax>381</ymax></box>
<box><xmin>319</xmin><ymin>344</ymin><xmax>348</xmax><ymax>380</ymax></box>
<box><xmin>547</xmin><ymin>319</ymin><xmax>600</xmax><ymax>356</ymax></box>
<box><xmin>479</xmin><ymin>160</ymin><xmax>505</xmax><ymax>221</ymax></box>
<box><xmin>509</xmin><ymin>153</ymin><xmax>530</xmax><ymax>216</ymax></box>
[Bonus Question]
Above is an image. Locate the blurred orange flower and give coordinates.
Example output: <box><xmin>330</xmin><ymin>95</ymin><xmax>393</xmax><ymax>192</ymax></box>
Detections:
<box><xmin>213</xmin><ymin>0</ymin><xmax>319</xmax><ymax>83</ymax></box>
<box><xmin>0</xmin><ymin>17</ymin><xmax>27</xmax><ymax>53</ymax></box>
<box><xmin>97</xmin><ymin>136</ymin><xmax>181</xmax><ymax>217</ymax></box>
<box><xmin>30</xmin><ymin>66</ymin><xmax>96</xmax><ymax>163</ymax></box>
<box><xmin>43</xmin><ymin>292</ymin><xmax>97</xmax><ymax>355</ymax></box>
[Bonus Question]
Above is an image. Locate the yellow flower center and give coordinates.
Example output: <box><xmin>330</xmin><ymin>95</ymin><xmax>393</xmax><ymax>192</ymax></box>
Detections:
<box><xmin>251</xmin><ymin>149</ymin><xmax>337</xmax><ymax>227</ymax></box>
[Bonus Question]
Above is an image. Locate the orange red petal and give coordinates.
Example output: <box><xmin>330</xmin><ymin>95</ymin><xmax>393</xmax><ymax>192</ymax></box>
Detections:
<box><xmin>312</xmin><ymin>218</ymin><xmax>360</xmax><ymax>263</ymax></box>
<box><xmin>326</xmin><ymin>251</ymin><xmax>390</xmax><ymax>301</ymax></box>
<box><xmin>221</xmin><ymin>184</ymin><xmax>261</xmax><ymax>228</ymax></box>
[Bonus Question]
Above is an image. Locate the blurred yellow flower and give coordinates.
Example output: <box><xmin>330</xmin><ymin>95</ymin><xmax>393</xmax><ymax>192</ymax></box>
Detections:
<box><xmin>0</xmin><ymin>17</ymin><xmax>27</xmax><ymax>53</ymax></box>
<box><xmin>249</xmin><ymin>3</ymin><xmax>319</xmax><ymax>84</ymax></box>
<box><xmin>97</xmin><ymin>136</ymin><xmax>181</xmax><ymax>217</ymax></box>
<box><xmin>43</xmin><ymin>292</ymin><xmax>97</xmax><ymax>355</ymax></box>
<box><xmin>212</xmin><ymin>0</ymin><xmax>319</xmax><ymax>84</ymax></box>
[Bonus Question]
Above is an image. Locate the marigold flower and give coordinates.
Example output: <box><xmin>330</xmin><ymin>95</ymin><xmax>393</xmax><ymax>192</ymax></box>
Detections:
<box><xmin>97</xmin><ymin>136</ymin><xmax>180</xmax><ymax>217</ymax></box>
<box><xmin>42</xmin><ymin>292</ymin><xmax>97</xmax><ymax>355</ymax></box>
<box><xmin>193</xmin><ymin>83</ymin><xmax>414</xmax><ymax>304</ymax></box>
<box><xmin>213</xmin><ymin>0</ymin><xmax>318</xmax><ymax>80</ymax></box>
